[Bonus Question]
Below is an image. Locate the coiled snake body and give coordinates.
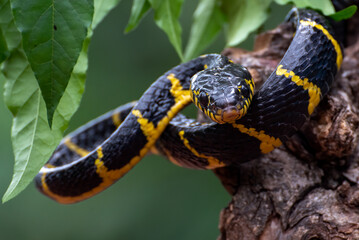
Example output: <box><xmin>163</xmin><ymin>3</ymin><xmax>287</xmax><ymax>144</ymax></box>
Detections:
<box><xmin>35</xmin><ymin>9</ymin><xmax>343</xmax><ymax>204</ymax></box>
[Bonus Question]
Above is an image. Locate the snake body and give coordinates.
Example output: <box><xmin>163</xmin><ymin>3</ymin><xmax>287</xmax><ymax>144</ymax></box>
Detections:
<box><xmin>156</xmin><ymin>9</ymin><xmax>343</xmax><ymax>169</ymax></box>
<box><xmin>35</xmin><ymin>9</ymin><xmax>343</xmax><ymax>203</ymax></box>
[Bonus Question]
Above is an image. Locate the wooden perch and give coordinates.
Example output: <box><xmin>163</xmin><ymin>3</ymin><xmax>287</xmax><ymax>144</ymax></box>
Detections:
<box><xmin>214</xmin><ymin>11</ymin><xmax>359</xmax><ymax>240</ymax></box>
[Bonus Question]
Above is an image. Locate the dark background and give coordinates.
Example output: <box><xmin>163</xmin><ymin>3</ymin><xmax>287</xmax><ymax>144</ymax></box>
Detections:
<box><xmin>0</xmin><ymin>1</ymin><xmax>288</xmax><ymax>239</ymax></box>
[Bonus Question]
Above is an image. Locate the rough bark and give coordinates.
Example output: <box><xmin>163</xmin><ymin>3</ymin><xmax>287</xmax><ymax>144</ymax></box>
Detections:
<box><xmin>215</xmin><ymin>11</ymin><xmax>359</xmax><ymax>240</ymax></box>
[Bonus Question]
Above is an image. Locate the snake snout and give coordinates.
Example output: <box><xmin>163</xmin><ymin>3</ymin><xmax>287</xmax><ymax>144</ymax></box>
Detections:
<box><xmin>220</xmin><ymin>106</ymin><xmax>242</xmax><ymax>123</ymax></box>
<box><xmin>209</xmin><ymin>93</ymin><xmax>246</xmax><ymax>124</ymax></box>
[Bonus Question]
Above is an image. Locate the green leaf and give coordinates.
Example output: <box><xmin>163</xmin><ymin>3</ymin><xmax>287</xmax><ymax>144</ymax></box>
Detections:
<box><xmin>330</xmin><ymin>5</ymin><xmax>357</xmax><ymax>21</ymax></box>
<box><xmin>52</xmin><ymin>37</ymin><xmax>89</xmax><ymax>133</ymax></box>
<box><xmin>0</xmin><ymin>0</ymin><xmax>21</xmax><ymax>58</ymax></box>
<box><xmin>11</xmin><ymin>0</ymin><xmax>94</xmax><ymax>126</ymax></box>
<box><xmin>2</xmin><ymin>0</ymin><xmax>121</xmax><ymax>203</ymax></box>
<box><xmin>92</xmin><ymin>0</ymin><xmax>122</xmax><ymax>29</ymax></box>
<box><xmin>184</xmin><ymin>0</ymin><xmax>225</xmax><ymax>61</ymax></box>
<box><xmin>222</xmin><ymin>0</ymin><xmax>272</xmax><ymax>47</ymax></box>
<box><xmin>274</xmin><ymin>0</ymin><xmax>335</xmax><ymax>15</ymax></box>
<box><xmin>0</xmin><ymin>29</ymin><xmax>9</xmax><ymax>64</ymax></box>
<box><xmin>149</xmin><ymin>0</ymin><xmax>184</xmax><ymax>61</ymax></box>
<box><xmin>2</xmin><ymin>49</ymin><xmax>59</xmax><ymax>203</ymax></box>
<box><xmin>125</xmin><ymin>0</ymin><xmax>151</xmax><ymax>33</ymax></box>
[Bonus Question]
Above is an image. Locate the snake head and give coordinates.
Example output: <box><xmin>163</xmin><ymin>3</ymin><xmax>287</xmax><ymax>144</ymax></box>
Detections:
<box><xmin>190</xmin><ymin>61</ymin><xmax>254</xmax><ymax>124</ymax></box>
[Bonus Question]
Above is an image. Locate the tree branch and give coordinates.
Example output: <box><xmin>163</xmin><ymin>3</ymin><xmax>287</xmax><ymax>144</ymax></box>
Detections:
<box><xmin>215</xmin><ymin>11</ymin><xmax>359</xmax><ymax>240</ymax></box>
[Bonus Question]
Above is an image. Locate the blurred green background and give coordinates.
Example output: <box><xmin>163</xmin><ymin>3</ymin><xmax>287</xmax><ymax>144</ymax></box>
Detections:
<box><xmin>0</xmin><ymin>1</ymin><xmax>288</xmax><ymax>239</ymax></box>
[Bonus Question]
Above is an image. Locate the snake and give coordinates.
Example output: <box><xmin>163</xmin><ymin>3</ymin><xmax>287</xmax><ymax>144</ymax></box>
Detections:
<box><xmin>35</xmin><ymin>8</ymin><xmax>343</xmax><ymax>204</ymax></box>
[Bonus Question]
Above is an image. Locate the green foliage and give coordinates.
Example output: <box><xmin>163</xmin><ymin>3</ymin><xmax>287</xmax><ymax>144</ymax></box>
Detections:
<box><xmin>0</xmin><ymin>30</ymin><xmax>9</xmax><ymax>63</ymax></box>
<box><xmin>184</xmin><ymin>0</ymin><xmax>224</xmax><ymax>61</ymax></box>
<box><xmin>0</xmin><ymin>0</ymin><xmax>353</xmax><ymax>202</ymax></box>
<box><xmin>2</xmin><ymin>49</ymin><xmax>57</xmax><ymax>203</ymax></box>
<box><xmin>0</xmin><ymin>0</ymin><xmax>21</xmax><ymax>54</ymax></box>
<box><xmin>125</xmin><ymin>0</ymin><xmax>151</xmax><ymax>33</ymax></box>
<box><xmin>149</xmin><ymin>0</ymin><xmax>184</xmax><ymax>61</ymax></box>
<box><xmin>11</xmin><ymin>0</ymin><xmax>94</xmax><ymax>126</ymax></box>
<box><xmin>222</xmin><ymin>0</ymin><xmax>272</xmax><ymax>47</ymax></box>
<box><xmin>274</xmin><ymin>0</ymin><xmax>335</xmax><ymax>15</ymax></box>
<box><xmin>330</xmin><ymin>5</ymin><xmax>357</xmax><ymax>21</ymax></box>
<box><xmin>0</xmin><ymin>0</ymin><xmax>120</xmax><ymax>203</ymax></box>
<box><xmin>128</xmin><ymin>0</ymin><xmax>335</xmax><ymax>60</ymax></box>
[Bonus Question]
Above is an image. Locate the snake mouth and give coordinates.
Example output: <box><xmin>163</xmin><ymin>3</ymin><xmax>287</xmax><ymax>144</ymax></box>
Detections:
<box><xmin>222</xmin><ymin>107</ymin><xmax>242</xmax><ymax>123</ymax></box>
<box><xmin>212</xmin><ymin>106</ymin><xmax>244</xmax><ymax>124</ymax></box>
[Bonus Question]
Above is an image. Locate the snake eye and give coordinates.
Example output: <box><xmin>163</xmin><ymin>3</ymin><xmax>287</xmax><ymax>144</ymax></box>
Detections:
<box><xmin>241</xmin><ymin>85</ymin><xmax>250</xmax><ymax>98</ymax></box>
<box><xmin>198</xmin><ymin>92</ymin><xmax>209</xmax><ymax>107</ymax></box>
